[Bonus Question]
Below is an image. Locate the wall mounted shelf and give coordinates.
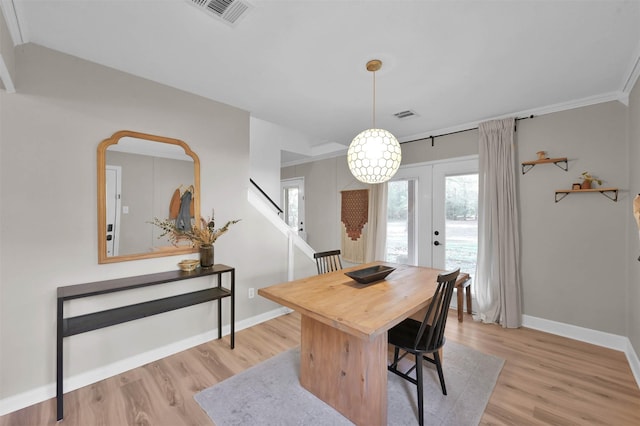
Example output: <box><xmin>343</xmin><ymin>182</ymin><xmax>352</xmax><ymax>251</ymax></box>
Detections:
<box><xmin>522</xmin><ymin>157</ymin><xmax>568</xmax><ymax>174</ymax></box>
<box><xmin>554</xmin><ymin>187</ymin><xmax>618</xmax><ymax>202</ymax></box>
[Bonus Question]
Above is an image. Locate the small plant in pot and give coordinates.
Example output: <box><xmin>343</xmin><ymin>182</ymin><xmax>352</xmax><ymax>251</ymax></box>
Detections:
<box><xmin>579</xmin><ymin>172</ymin><xmax>602</xmax><ymax>189</ymax></box>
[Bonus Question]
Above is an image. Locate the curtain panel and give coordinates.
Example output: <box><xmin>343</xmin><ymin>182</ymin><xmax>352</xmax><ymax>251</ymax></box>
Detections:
<box><xmin>365</xmin><ymin>182</ymin><xmax>388</xmax><ymax>262</ymax></box>
<box><xmin>475</xmin><ymin>117</ymin><xmax>522</xmax><ymax>328</ymax></box>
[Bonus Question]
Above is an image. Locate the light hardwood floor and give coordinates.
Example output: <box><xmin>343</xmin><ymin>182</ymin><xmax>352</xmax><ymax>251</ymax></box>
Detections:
<box><xmin>2</xmin><ymin>310</ymin><xmax>639</xmax><ymax>425</ymax></box>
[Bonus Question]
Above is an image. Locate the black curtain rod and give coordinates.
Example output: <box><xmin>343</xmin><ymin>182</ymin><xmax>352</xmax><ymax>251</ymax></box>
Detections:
<box><xmin>400</xmin><ymin>115</ymin><xmax>535</xmax><ymax>147</ymax></box>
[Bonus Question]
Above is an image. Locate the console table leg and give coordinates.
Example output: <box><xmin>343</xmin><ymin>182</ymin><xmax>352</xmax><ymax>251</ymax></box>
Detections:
<box><xmin>217</xmin><ymin>274</ymin><xmax>222</xmax><ymax>341</ymax></box>
<box><xmin>230</xmin><ymin>269</ymin><xmax>235</xmax><ymax>349</ymax></box>
<box><xmin>56</xmin><ymin>298</ymin><xmax>64</xmax><ymax>421</ymax></box>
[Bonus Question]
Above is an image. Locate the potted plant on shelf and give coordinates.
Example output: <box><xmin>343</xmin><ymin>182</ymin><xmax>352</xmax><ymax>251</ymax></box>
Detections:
<box><xmin>150</xmin><ymin>214</ymin><xmax>241</xmax><ymax>268</ymax></box>
<box><xmin>579</xmin><ymin>172</ymin><xmax>602</xmax><ymax>190</ymax></box>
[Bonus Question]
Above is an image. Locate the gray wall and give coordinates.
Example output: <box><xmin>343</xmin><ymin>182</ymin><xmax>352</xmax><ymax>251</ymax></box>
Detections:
<box><xmin>518</xmin><ymin>102</ymin><xmax>628</xmax><ymax>334</ymax></box>
<box><xmin>285</xmin><ymin>100</ymin><xmax>632</xmax><ymax>338</ymax></box>
<box><xmin>282</xmin><ymin>156</ymin><xmax>367</xmax><ymax>252</ymax></box>
<box><xmin>401</xmin><ymin>130</ymin><xmax>478</xmax><ymax>164</ymax></box>
<box><xmin>0</xmin><ymin>43</ymin><xmax>291</xmax><ymax>401</ymax></box>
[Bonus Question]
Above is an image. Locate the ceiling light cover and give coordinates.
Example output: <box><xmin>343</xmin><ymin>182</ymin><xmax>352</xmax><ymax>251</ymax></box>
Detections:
<box><xmin>348</xmin><ymin>59</ymin><xmax>402</xmax><ymax>184</ymax></box>
<box><xmin>347</xmin><ymin>128</ymin><xmax>402</xmax><ymax>184</ymax></box>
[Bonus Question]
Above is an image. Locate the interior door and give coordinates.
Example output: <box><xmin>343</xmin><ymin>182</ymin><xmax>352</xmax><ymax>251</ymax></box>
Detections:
<box><xmin>281</xmin><ymin>177</ymin><xmax>306</xmax><ymax>241</ymax></box>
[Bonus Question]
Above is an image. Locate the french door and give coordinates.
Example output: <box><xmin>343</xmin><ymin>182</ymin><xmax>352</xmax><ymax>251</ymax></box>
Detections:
<box><xmin>386</xmin><ymin>157</ymin><xmax>478</xmax><ymax>273</ymax></box>
<box><xmin>386</xmin><ymin>165</ymin><xmax>432</xmax><ymax>266</ymax></box>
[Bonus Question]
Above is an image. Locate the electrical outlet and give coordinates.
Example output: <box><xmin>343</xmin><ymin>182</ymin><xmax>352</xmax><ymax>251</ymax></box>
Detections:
<box><xmin>248</xmin><ymin>287</ymin><xmax>255</xmax><ymax>299</ymax></box>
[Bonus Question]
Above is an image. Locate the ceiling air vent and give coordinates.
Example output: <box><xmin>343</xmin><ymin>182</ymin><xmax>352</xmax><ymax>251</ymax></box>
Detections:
<box><xmin>187</xmin><ymin>0</ymin><xmax>252</xmax><ymax>26</ymax></box>
<box><xmin>394</xmin><ymin>110</ymin><xmax>418</xmax><ymax>119</ymax></box>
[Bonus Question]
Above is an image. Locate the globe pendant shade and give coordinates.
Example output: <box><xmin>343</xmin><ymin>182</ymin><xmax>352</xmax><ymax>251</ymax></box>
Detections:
<box><xmin>347</xmin><ymin>128</ymin><xmax>402</xmax><ymax>184</ymax></box>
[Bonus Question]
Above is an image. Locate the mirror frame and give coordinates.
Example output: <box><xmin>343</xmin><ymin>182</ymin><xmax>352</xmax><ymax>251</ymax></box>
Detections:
<box><xmin>97</xmin><ymin>130</ymin><xmax>201</xmax><ymax>264</ymax></box>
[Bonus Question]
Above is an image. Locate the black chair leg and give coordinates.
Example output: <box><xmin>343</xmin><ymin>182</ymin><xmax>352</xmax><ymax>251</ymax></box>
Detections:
<box><xmin>433</xmin><ymin>350</ymin><xmax>447</xmax><ymax>395</ymax></box>
<box><xmin>416</xmin><ymin>354</ymin><xmax>424</xmax><ymax>426</ymax></box>
<box><xmin>391</xmin><ymin>346</ymin><xmax>400</xmax><ymax>368</ymax></box>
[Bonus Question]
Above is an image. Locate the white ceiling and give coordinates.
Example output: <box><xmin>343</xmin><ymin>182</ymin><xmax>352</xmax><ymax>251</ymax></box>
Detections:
<box><xmin>5</xmin><ymin>0</ymin><xmax>640</xmax><ymax>161</ymax></box>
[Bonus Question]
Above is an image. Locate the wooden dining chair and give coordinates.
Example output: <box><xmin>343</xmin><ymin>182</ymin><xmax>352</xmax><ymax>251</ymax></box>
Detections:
<box><xmin>313</xmin><ymin>250</ymin><xmax>343</xmax><ymax>274</ymax></box>
<box><xmin>387</xmin><ymin>268</ymin><xmax>460</xmax><ymax>426</ymax></box>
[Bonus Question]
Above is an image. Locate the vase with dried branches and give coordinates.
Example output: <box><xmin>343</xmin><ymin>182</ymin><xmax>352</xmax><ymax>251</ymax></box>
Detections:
<box><xmin>150</xmin><ymin>215</ymin><xmax>241</xmax><ymax>268</ymax></box>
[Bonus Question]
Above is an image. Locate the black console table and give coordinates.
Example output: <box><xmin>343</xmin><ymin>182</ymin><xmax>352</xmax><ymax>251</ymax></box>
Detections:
<box><xmin>56</xmin><ymin>264</ymin><xmax>235</xmax><ymax>421</ymax></box>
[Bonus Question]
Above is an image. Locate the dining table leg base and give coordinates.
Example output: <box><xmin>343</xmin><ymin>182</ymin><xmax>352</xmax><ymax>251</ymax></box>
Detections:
<box><xmin>299</xmin><ymin>315</ymin><xmax>388</xmax><ymax>426</ymax></box>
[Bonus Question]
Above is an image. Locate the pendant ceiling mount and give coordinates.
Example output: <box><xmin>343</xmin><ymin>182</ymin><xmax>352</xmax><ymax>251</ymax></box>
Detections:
<box><xmin>366</xmin><ymin>59</ymin><xmax>382</xmax><ymax>72</ymax></box>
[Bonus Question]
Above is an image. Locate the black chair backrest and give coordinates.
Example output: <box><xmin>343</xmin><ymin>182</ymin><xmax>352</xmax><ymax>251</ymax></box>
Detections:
<box><xmin>313</xmin><ymin>250</ymin><xmax>343</xmax><ymax>274</ymax></box>
<box><xmin>414</xmin><ymin>269</ymin><xmax>460</xmax><ymax>350</ymax></box>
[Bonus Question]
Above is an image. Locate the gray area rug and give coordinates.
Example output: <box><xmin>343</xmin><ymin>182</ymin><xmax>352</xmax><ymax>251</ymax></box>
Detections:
<box><xmin>195</xmin><ymin>340</ymin><xmax>504</xmax><ymax>425</ymax></box>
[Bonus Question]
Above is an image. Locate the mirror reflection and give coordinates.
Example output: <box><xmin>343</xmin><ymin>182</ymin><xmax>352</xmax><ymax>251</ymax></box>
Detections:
<box><xmin>98</xmin><ymin>131</ymin><xmax>201</xmax><ymax>263</ymax></box>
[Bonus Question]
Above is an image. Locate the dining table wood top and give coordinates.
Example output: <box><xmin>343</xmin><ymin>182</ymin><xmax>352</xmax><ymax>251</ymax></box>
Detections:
<box><xmin>258</xmin><ymin>261</ymin><xmax>442</xmax><ymax>341</ymax></box>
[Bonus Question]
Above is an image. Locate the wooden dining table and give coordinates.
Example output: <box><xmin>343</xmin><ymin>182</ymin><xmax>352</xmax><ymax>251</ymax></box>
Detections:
<box><xmin>258</xmin><ymin>261</ymin><xmax>443</xmax><ymax>426</ymax></box>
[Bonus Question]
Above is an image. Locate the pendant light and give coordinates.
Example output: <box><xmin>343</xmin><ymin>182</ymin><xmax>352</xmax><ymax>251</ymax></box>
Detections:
<box><xmin>347</xmin><ymin>59</ymin><xmax>402</xmax><ymax>184</ymax></box>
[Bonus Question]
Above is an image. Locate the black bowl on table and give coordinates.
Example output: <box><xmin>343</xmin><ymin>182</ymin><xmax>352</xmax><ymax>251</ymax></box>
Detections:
<box><xmin>345</xmin><ymin>265</ymin><xmax>396</xmax><ymax>284</ymax></box>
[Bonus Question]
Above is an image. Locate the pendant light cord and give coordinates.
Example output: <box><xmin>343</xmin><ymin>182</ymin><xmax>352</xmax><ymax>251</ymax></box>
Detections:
<box><xmin>372</xmin><ymin>70</ymin><xmax>376</xmax><ymax>128</ymax></box>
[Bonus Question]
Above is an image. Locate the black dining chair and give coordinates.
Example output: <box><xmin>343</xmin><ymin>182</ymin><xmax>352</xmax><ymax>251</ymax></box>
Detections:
<box><xmin>313</xmin><ymin>250</ymin><xmax>343</xmax><ymax>274</ymax></box>
<box><xmin>387</xmin><ymin>268</ymin><xmax>460</xmax><ymax>426</ymax></box>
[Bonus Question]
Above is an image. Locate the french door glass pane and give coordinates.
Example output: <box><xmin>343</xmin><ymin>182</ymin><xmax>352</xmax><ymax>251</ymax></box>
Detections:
<box><xmin>444</xmin><ymin>174</ymin><xmax>478</xmax><ymax>273</ymax></box>
<box><xmin>386</xmin><ymin>180</ymin><xmax>415</xmax><ymax>264</ymax></box>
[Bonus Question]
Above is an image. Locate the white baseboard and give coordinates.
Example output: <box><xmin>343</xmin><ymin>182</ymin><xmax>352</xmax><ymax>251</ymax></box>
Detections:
<box><xmin>522</xmin><ymin>315</ymin><xmax>640</xmax><ymax>389</ymax></box>
<box><xmin>0</xmin><ymin>306</ymin><xmax>291</xmax><ymax>416</ymax></box>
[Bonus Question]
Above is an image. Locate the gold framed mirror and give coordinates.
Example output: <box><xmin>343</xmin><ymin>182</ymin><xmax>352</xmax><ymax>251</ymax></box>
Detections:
<box><xmin>97</xmin><ymin>130</ymin><xmax>201</xmax><ymax>263</ymax></box>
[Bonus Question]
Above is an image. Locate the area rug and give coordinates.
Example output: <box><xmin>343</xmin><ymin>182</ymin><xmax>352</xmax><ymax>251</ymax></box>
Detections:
<box><xmin>194</xmin><ymin>340</ymin><xmax>504</xmax><ymax>425</ymax></box>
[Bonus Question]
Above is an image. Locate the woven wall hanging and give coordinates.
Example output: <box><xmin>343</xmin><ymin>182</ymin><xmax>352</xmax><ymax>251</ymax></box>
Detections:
<box><xmin>341</xmin><ymin>189</ymin><xmax>369</xmax><ymax>263</ymax></box>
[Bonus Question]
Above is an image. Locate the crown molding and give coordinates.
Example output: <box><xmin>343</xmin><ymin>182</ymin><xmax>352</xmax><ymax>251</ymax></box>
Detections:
<box><xmin>401</xmin><ymin>91</ymin><xmax>628</xmax><ymax>144</ymax></box>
